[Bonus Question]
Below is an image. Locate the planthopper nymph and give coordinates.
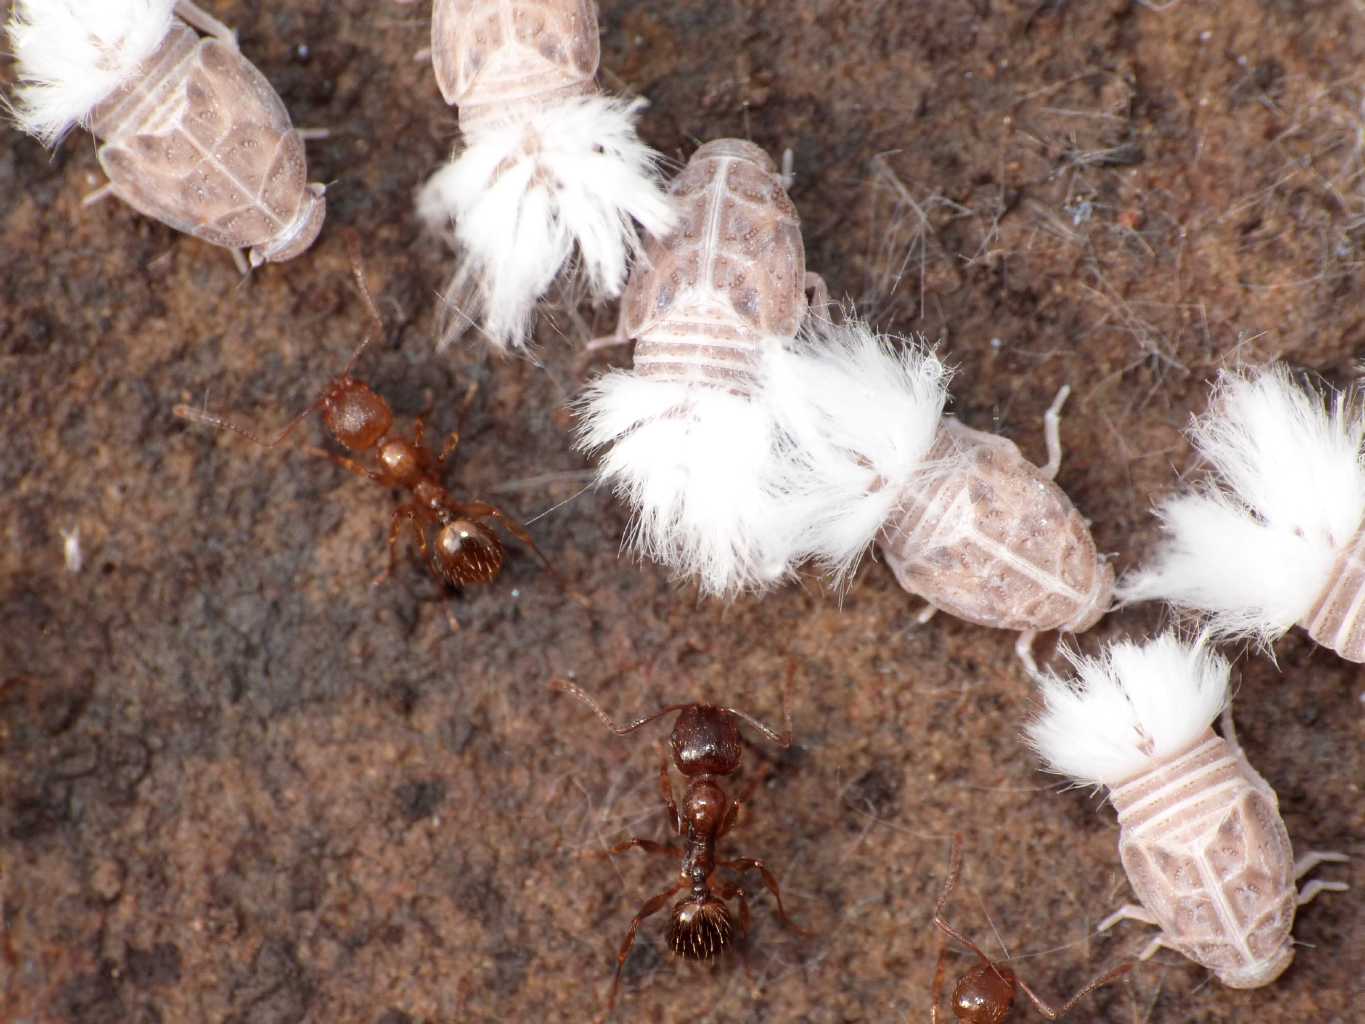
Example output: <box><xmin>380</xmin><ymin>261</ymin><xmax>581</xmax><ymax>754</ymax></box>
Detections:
<box><xmin>1024</xmin><ymin>633</ymin><xmax>1348</xmax><ymax>988</ymax></box>
<box><xmin>5</xmin><ymin>0</ymin><xmax>326</xmax><ymax>269</ymax></box>
<box><xmin>418</xmin><ymin>0</ymin><xmax>676</xmax><ymax>353</ymax></box>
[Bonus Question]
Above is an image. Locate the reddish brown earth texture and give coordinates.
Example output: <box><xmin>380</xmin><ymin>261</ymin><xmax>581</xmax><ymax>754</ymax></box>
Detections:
<box><xmin>1</xmin><ymin>2</ymin><xmax>1361</xmax><ymax>1022</ymax></box>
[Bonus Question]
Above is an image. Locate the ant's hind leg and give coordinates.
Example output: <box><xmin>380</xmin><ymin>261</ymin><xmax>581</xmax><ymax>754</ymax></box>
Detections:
<box><xmin>719</xmin><ymin>858</ymin><xmax>808</xmax><ymax>936</ymax></box>
<box><xmin>374</xmin><ymin>505</ymin><xmax>426</xmax><ymax>587</ymax></box>
<box><xmin>603</xmin><ymin>882</ymin><xmax>684</xmax><ymax>1021</ymax></box>
<box><xmin>461</xmin><ymin>501</ymin><xmax>556</xmax><ymax>573</ymax></box>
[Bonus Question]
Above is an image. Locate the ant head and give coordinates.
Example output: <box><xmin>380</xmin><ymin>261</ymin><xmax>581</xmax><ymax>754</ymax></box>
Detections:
<box><xmin>670</xmin><ymin>705</ymin><xmax>742</xmax><ymax>777</ymax></box>
<box><xmin>321</xmin><ymin>377</ymin><xmax>392</xmax><ymax>453</ymax></box>
<box><xmin>433</xmin><ymin>519</ymin><xmax>505</xmax><ymax>586</ymax></box>
<box><xmin>667</xmin><ymin>895</ymin><xmax>734</xmax><ymax>961</ymax></box>
<box><xmin>952</xmin><ymin>962</ymin><xmax>1016</xmax><ymax>1024</ymax></box>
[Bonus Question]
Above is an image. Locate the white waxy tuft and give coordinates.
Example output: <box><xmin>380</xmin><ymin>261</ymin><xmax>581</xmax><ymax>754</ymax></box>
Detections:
<box><xmin>1025</xmin><ymin>633</ymin><xmax>1231</xmax><ymax>788</ymax></box>
<box><xmin>1119</xmin><ymin>365</ymin><xmax>1365</xmax><ymax>642</ymax></box>
<box><xmin>418</xmin><ymin>94</ymin><xmax>677</xmax><ymax>353</ymax></box>
<box><xmin>764</xmin><ymin>316</ymin><xmax>951</xmax><ymax>585</ymax></box>
<box><xmin>575</xmin><ymin>370</ymin><xmax>800</xmax><ymax>598</ymax></box>
<box><xmin>5</xmin><ymin>0</ymin><xmax>178</xmax><ymax>146</ymax></box>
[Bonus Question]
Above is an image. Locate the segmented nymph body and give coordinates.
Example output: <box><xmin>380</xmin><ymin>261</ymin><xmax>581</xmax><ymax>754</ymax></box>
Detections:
<box><xmin>576</xmin><ymin>139</ymin><xmax>820</xmax><ymax>596</ymax></box>
<box><xmin>1025</xmin><ymin>635</ymin><xmax>1348</xmax><ymax>988</ymax></box>
<box><xmin>419</xmin><ymin>0</ymin><xmax>676</xmax><ymax>351</ymax></box>
<box><xmin>766</xmin><ymin>327</ymin><xmax>1110</xmax><ymax>666</ymax></box>
<box><xmin>1120</xmin><ymin>364</ymin><xmax>1365</xmax><ymax>663</ymax></box>
<box><xmin>6</xmin><ymin>0</ymin><xmax>326</xmax><ymax>267</ymax></box>
<box><xmin>879</xmin><ymin>411</ymin><xmax>1113</xmax><ymax>643</ymax></box>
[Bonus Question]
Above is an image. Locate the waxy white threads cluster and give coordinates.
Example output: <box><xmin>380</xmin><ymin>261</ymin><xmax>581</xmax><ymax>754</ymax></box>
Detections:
<box><xmin>5</xmin><ymin>0</ymin><xmax>327</xmax><ymax>268</ymax></box>
<box><xmin>575</xmin><ymin>139</ymin><xmax>1112</xmax><ymax>661</ymax></box>
<box><xmin>417</xmin><ymin>0</ymin><xmax>677</xmax><ymax>353</ymax></box>
<box><xmin>1120</xmin><ymin>365</ymin><xmax>1365</xmax><ymax>662</ymax></box>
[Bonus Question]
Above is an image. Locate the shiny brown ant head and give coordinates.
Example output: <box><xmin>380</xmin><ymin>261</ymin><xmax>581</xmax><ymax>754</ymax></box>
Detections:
<box><xmin>433</xmin><ymin>519</ymin><xmax>505</xmax><ymax>586</ymax></box>
<box><xmin>321</xmin><ymin>377</ymin><xmax>393</xmax><ymax>453</ymax></box>
<box><xmin>669</xmin><ymin>705</ymin><xmax>742</xmax><ymax>778</ymax></box>
<box><xmin>667</xmin><ymin>895</ymin><xmax>735</xmax><ymax>961</ymax></box>
<box><xmin>952</xmin><ymin>962</ymin><xmax>1016</xmax><ymax>1024</ymax></box>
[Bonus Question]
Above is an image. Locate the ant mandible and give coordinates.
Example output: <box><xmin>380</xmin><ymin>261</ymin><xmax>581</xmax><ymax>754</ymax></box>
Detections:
<box><xmin>174</xmin><ymin>243</ymin><xmax>553</xmax><ymax>616</ymax></box>
<box><xmin>928</xmin><ymin>834</ymin><xmax>1132</xmax><ymax>1023</ymax></box>
<box><xmin>552</xmin><ymin>668</ymin><xmax>807</xmax><ymax>1019</ymax></box>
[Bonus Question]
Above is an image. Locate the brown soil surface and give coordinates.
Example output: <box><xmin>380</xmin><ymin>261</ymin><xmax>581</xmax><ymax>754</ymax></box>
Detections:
<box><xmin>2</xmin><ymin>2</ymin><xmax>1361</xmax><ymax>1022</ymax></box>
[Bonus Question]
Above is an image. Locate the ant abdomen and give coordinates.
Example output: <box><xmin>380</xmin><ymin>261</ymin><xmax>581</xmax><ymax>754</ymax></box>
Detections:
<box><xmin>433</xmin><ymin>521</ymin><xmax>504</xmax><ymax>586</ymax></box>
<box><xmin>668</xmin><ymin>896</ymin><xmax>735</xmax><ymax>961</ymax></box>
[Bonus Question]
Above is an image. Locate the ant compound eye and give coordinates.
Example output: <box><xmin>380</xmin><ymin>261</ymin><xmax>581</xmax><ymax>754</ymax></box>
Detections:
<box><xmin>435</xmin><ymin>521</ymin><xmax>504</xmax><ymax>586</ymax></box>
<box><xmin>667</xmin><ymin>898</ymin><xmax>734</xmax><ymax>961</ymax></box>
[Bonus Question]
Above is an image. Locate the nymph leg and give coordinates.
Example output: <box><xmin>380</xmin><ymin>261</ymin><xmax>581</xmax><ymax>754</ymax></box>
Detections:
<box><xmin>1097</xmin><ymin>903</ymin><xmax>1159</xmax><ymax>933</ymax></box>
<box><xmin>1040</xmin><ymin>385</ymin><xmax>1071</xmax><ymax>481</ymax></box>
<box><xmin>175</xmin><ymin>1</ymin><xmax>238</xmax><ymax>44</ymax></box>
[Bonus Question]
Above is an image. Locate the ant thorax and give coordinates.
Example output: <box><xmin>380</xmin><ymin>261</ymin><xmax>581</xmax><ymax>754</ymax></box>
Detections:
<box><xmin>878</xmin><ymin>416</ymin><xmax>1113</xmax><ymax>636</ymax></box>
<box><xmin>620</xmin><ymin>139</ymin><xmax>808</xmax><ymax>393</ymax></box>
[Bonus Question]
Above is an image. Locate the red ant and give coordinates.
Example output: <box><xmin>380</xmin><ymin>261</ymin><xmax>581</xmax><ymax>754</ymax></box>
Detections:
<box><xmin>552</xmin><ymin>670</ymin><xmax>806</xmax><ymax>1019</ymax></box>
<box><xmin>929</xmin><ymin>835</ymin><xmax>1131</xmax><ymax>1023</ymax></box>
<box><xmin>174</xmin><ymin>248</ymin><xmax>552</xmax><ymax>620</ymax></box>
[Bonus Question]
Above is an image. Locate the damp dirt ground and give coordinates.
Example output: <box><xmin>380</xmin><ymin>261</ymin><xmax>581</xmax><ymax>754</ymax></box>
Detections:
<box><xmin>1</xmin><ymin>1</ymin><xmax>1362</xmax><ymax>1022</ymax></box>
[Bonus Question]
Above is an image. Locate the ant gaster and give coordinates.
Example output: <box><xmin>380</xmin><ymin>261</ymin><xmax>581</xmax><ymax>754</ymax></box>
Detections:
<box><xmin>929</xmin><ymin>835</ymin><xmax>1131</xmax><ymax>1024</ymax></box>
<box><xmin>552</xmin><ymin>671</ymin><xmax>806</xmax><ymax>1018</ymax></box>
<box><xmin>174</xmin><ymin>246</ymin><xmax>552</xmax><ymax>613</ymax></box>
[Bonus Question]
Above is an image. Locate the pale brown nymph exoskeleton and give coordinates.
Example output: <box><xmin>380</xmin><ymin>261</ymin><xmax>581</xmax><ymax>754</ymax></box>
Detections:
<box><xmin>431</xmin><ymin>0</ymin><xmax>599</xmax><ymax>133</ymax></box>
<box><xmin>551</xmin><ymin>670</ymin><xmax>806</xmax><ymax>1020</ymax></box>
<box><xmin>1026</xmin><ymin>634</ymin><xmax>1349</xmax><ymax>989</ymax></box>
<box><xmin>927</xmin><ymin>835</ymin><xmax>1131</xmax><ymax>1023</ymax></box>
<box><xmin>879</xmin><ymin>387</ymin><xmax>1113</xmax><ymax>672</ymax></box>
<box><xmin>7</xmin><ymin>1</ymin><xmax>326</xmax><ymax>269</ymax></box>
<box><xmin>174</xmin><ymin>246</ymin><xmax>554</xmax><ymax>620</ymax></box>
<box><xmin>576</xmin><ymin>139</ymin><xmax>829</xmax><ymax>597</ymax></box>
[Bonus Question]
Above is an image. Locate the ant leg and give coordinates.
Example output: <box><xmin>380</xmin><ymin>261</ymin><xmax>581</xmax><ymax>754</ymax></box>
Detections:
<box><xmin>374</xmin><ymin>505</ymin><xmax>426</xmax><ymax>587</ymax></box>
<box><xmin>658</xmin><ymin>747</ymin><xmax>680</xmax><ymax>834</ymax></box>
<box><xmin>437</xmin><ymin>431</ymin><xmax>462</xmax><ymax>467</ymax></box>
<box><xmin>932</xmin><ymin>834</ymin><xmax>1000</xmax><ymax>965</ymax></box>
<box><xmin>1039</xmin><ymin>385</ymin><xmax>1071</xmax><ymax>481</ymax></box>
<box><xmin>604</xmin><ymin>881</ymin><xmax>684</xmax><ymax>1020</ymax></box>
<box><xmin>298</xmin><ymin>444</ymin><xmax>391</xmax><ymax>486</ymax></box>
<box><xmin>929</xmin><ymin>939</ymin><xmax>950</xmax><ymax>1024</ymax></box>
<box><xmin>1014</xmin><ymin>963</ymin><xmax>1133</xmax><ymax>1020</ymax></box>
<box><xmin>585</xmin><ymin>837</ymin><xmax>679</xmax><ymax>861</ymax></box>
<box><xmin>717</xmin><ymin>858</ymin><xmax>807</xmax><ymax>936</ymax></box>
<box><xmin>458</xmin><ymin>501</ymin><xmax>555</xmax><ymax>572</ymax></box>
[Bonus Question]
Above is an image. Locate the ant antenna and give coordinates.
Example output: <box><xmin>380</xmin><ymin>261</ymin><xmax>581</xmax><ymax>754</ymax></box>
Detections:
<box><xmin>549</xmin><ymin>678</ymin><xmax>690</xmax><ymax>735</ymax></box>
<box><xmin>722</xmin><ymin>658</ymin><xmax>794</xmax><ymax>748</ymax></box>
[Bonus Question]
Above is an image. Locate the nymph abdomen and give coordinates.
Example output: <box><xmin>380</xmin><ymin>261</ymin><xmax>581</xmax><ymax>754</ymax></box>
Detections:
<box><xmin>1110</xmin><ymin>732</ymin><xmax>1296</xmax><ymax>988</ymax></box>
<box><xmin>879</xmin><ymin>420</ymin><xmax>1112</xmax><ymax>633</ymax></box>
